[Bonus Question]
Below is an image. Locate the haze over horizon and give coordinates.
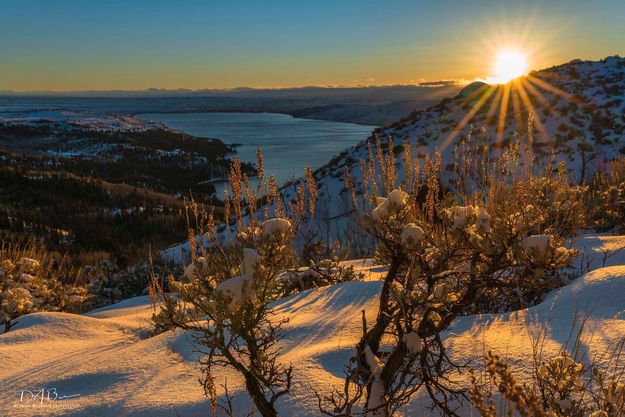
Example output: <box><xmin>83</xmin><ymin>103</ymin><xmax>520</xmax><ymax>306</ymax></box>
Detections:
<box><xmin>0</xmin><ymin>82</ymin><xmax>463</xmax><ymax>95</ymax></box>
<box><xmin>1</xmin><ymin>0</ymin><xmax>624</xmax><ymax>92</ymax></box>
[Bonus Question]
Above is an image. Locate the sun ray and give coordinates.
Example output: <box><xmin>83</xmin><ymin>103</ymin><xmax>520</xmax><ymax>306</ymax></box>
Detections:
<box><xmin>525</xmin><ymin>74</ymin><xmax>574</xmax><ymax>102</ymax></box>
<box><xmin>458</xmin><ymin>83</ymin><xmax>491</xmax><ymax>108</ymax></box>
<box><xmin>515</xmin><ymin>79</ymin><xmax>550</xmax><ymax>143</ymax></box>
<box><xmin>520</xmin><ymin>77</ymin><xmax>553</xmax><ymax>112</ymax></box>
<box><xmin>485</xmin><ymin>85</ymin><xmax>504</xmax><ymax>129</ymax></box>
<box><xmin>517</xmin><ymin>7</ymin><xmax>538</xmax><ymax>47</ymax></box>
<box><xmin>496</xmin><ymin>82</ymin><xmax>512</xmax><ymax>146</ymax></box>
<box><xmin>440</xmin><ymin>86</ymin><xmax>497</xmax><ymax>152</ymax></box>
<box><xmin>459</xmin><ymin>9</ymin><xmax>583</xmax><ymax>162</ymax></box>
<box><xmin>511</xmin><ymin>82</ymin><xmax>525</xmax><ymax>133</ymax></box>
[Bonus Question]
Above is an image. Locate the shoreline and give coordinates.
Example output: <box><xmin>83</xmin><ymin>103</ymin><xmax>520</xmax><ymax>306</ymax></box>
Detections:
<box><xmin>135</xmin><ymin>108</ymin><xmax>379</xmax><ymax>127</ymax></box>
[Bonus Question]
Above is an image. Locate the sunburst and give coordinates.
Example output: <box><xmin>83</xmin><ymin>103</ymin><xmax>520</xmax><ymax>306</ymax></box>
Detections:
<box><xmin>442</xmin><ymin>75</ymin><xmax>567</xmax><ymax>153</ymax></box>
<box><xmin>492</xmin><ymin>51</ymin><xmax>528</xmax><ymax>84</ymax></box>
<box><xmin>440</xmin><ymin>25</ymin><xmax>574</xmax><ymax>156</ymax></box>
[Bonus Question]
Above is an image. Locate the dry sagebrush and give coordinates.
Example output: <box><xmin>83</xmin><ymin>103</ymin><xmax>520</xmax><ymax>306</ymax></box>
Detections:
<box><xmin>153</xmin><ymin>150</ymin><xmax>318</xmax><ymax>417</ymax></box>
<box><xmin>0</xmin><ymin>239</ymin><xmax>86</xmax><ymax>332</ymax></box>
<box><xmin>317</xmin><ymin>132</ymin><xmax>585</xmax><ymax>417</ymax></box>
<box><xmin>471</xmin><ymin>350</ymin><xmax>625</xmax><ymax>417</ymax></box>
<box><xmin>588</xmin><ymin>158</ymin><xmax>625</xmax><ymax>233</ymax></box>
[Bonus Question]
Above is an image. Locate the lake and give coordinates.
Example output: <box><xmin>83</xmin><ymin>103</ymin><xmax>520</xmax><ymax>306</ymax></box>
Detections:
<box><xmin>139</xmin><ymin>112</ymin><xmax>375</xmax><ymax>186</ymax></box>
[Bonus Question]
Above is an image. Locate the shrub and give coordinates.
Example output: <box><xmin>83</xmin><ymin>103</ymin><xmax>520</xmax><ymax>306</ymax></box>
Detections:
<box><xmin>471</xmin><ymin>350</ymin><xmax>625</xmax><ymax>417</ymax></box>
<box><xmin>588</xmin><ymin>158</ymin><xmax>625</xmax><ymax>233</ymax></box>
<box><xmin>85</xmin><ymin>257</ymin><xmax>180</xmax><ymax>309</ymax></box>
<box><xmin>278</xmin><ymin>256</ymin><xmax>363</xmax><ymax>296</ymax></box>
<box><xmin>0</xmin><ymin>240</ymin><xmax>86</xmax><ymax>332</ymax></box>
<box><xmin>317</xmin><ymin>132</ymin><xmax>584</xmax><ymax>416</ymax></box>
<box><xmin>153</xmin><ymin>150</ymin><xmax>318</xmax><ymax>417</ymax></box>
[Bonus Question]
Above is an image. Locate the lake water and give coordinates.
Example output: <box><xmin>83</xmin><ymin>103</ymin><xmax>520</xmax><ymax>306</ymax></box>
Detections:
<box><xmin>139</xmin><ymin>112</ymin><xmax>375</xmax><ymax>186</ymax></box>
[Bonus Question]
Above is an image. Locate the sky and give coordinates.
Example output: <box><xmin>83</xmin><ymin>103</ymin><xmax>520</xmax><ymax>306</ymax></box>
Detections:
<box><xmin>1</xmin><ymin>0</ymin><xmax>624</xmax><ymax>92</ymax></box>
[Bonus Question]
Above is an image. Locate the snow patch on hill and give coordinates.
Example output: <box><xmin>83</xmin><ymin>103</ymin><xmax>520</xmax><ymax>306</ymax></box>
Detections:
<box><xmin>0</xmin><ymin>109</ymin><xmax>162</xmax><ymax>132</ymax></box>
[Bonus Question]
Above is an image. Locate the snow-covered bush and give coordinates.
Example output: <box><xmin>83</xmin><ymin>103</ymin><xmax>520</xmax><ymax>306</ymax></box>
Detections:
<box><xmin>318</xmin><ymin>136</ymin><xmax>583</xmax><ymax>416</ymax></box>
<box><xmin>518</xmin><ymin>172</ymin><xmax>587</xmax><ymax>238</ymax></box>
<box><xmin>154</xmin><ymin>152</ymin><xmax>317</xmax><ymax>417</ymax></box>
<box><xmin>0</xmin><ymin>241</ymin><xmax>86</xmax><ymax>332</ymax></box>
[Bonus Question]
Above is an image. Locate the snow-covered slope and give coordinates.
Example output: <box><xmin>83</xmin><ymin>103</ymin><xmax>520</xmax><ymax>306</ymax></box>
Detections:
<box><xmin>162</xmin><ymin>57</ymin><xmax>625</xmax><ymax>259</ymax></box>
<box><xmin>2</xmin><ymin>235</ymin><xmax>625</xmax><ymax>416</ymax></box>
<box><xmin>275</xmin><ymin>56</ymin><xmax>625</xmax><ymax>239</ymax></box>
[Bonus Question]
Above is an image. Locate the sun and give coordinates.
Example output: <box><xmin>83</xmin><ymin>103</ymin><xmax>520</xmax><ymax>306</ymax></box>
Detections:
<box><xmin>492</xmin><ymin>50</ymin><xmax>528</xmax><ymax>83</ymax></box>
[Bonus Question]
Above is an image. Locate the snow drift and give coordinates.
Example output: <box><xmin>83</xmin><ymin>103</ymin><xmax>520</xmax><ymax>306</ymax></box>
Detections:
<box><xmin>2</xmin><ymin>235</ymin><xmax>625</xmax><ymax>416</ymax></box>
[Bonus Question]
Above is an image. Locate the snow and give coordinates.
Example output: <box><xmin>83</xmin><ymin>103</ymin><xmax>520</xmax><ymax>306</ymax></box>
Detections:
<box><xmin>402</xmin><ymin>332</ymin><xmax>423</xmax><ymax>354</ymax></box>
<box><xmin>606</xmin><ymin>384</ymin><xmax>625</xmax><ymax>407</ymax></box>
<box><xmin>2</xmin><ymin>234</ymin><xmax>625</xmax><ymax>416</ymax></box>
<box><xmin>387</xmin><ymin>189</ymin><xmax>408</xmax><ymax>208</ymax></box>
<box><xmin>0</xmin><ymin>110</ymin><xmax>161</xmax><ymax>132</ymax></box>
<box><xmin>17</xmin><ymin>258</ymin><xmax>40</xmax><ymax>272</ymax></box>
<box><xmin>442</xmin><ymin>263</ymin><xmax>625</xmax><ymax>405</ymax></box>
<box><xmin>183</xmin><ymin>256</ymin><xmax>207</xmax><ymax>281</ymax></box>
<box><xmin>400</xmin><ymin>224</ymin><xmax>425</xmax><ymax>246</ymax></box>
<box><xmin>261</xmin><ymin>218</ymin><xmax>292</xmax><ymax>237</ymax></box>
<box><xmin>240</xmin><ymin>248</ymin><xmax>259</xmax><ymax>275</ymax></box>
<box><xmin>475</xmin><ymin>207</ymin><xmax>490</xmax><ymax>232</ymax></box>
<box><xmin>215</xmin><ymin>273</ymin><xmax>255</xmax><ymax>311</ymax></box>
<box><xmin>446</xmin><ymin>205</ymin><xmax>476</xmax><ymax>230</ymax></box>
<box><xmin>371</xmin><ymin>189</ymin><xmax>408</xmax><ymax>222</ymax></box>
<box><xmin>18</xmin><ymin>273</ymin><xmax>35</xmax><ymax>283</ymax></box>
<box><xmin>363</xmin><ymin>345</ymin><xmax>384</xmax><ymax>378</ymax></box>
<box><xmin>371</xmin><ymin>200</ymin><xmax>389</xmax><ymax>220</ymax></box>
<box><xmin>363</xmin><ymin>345</ymin><xmax>385</xmax><ymax>416</ymax></box>
<box><xmin>521</xmin><ymin>234</ymin><xmax>553</xmax><ymax>252</ymax></box>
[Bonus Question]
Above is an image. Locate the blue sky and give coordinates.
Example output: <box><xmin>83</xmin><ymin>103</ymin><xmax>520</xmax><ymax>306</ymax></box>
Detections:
<box><xmin>1</xmin><ymin>0</ymin><xmax>624</xmax><ymax>91</ymax></box>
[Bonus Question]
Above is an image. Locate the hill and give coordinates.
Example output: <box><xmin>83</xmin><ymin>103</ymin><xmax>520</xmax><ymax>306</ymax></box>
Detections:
<box><xmin>272</xmin><ymin>56</ymin><xmax>625</xmax><ymax>245</ymax></box>
<box><xmin>0</xmin><ymin>111</ymin><xmax>244</xmax><ymax>265</ymax></box>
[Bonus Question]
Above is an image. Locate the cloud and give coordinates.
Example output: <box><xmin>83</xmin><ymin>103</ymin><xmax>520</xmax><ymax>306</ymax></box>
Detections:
<box><xmin>417</xmin><ymin>80</ymin><xmax>458</xmax><ymax>87</ymax></box>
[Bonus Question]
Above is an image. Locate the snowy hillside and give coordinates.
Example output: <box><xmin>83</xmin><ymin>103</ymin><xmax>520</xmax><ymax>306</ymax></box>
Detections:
<box><xmin>163</xmin><ymin>56</ymin><xmax>625</xmax><ymax>258</ymax></box>
<box><xmin>2</xmin><ymin>235</ymin><xmax>625</xmax><ymax>416</ymax></box>
<box><xmin>273</xmin><ymin>56</ymin><xmax>625</xmax><ymax>242</ymax></box>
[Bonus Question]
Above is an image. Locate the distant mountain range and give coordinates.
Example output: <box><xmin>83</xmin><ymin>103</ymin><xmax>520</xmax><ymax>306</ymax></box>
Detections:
<box><xmin>0</xmin><ymin>84</ymin><xmax>462</xmax><ymax>126</ymax></box>
<box><xmin>0</xmin><ymin>83</ymin><xmax>461</xmax><ymax>99</ymax></box>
